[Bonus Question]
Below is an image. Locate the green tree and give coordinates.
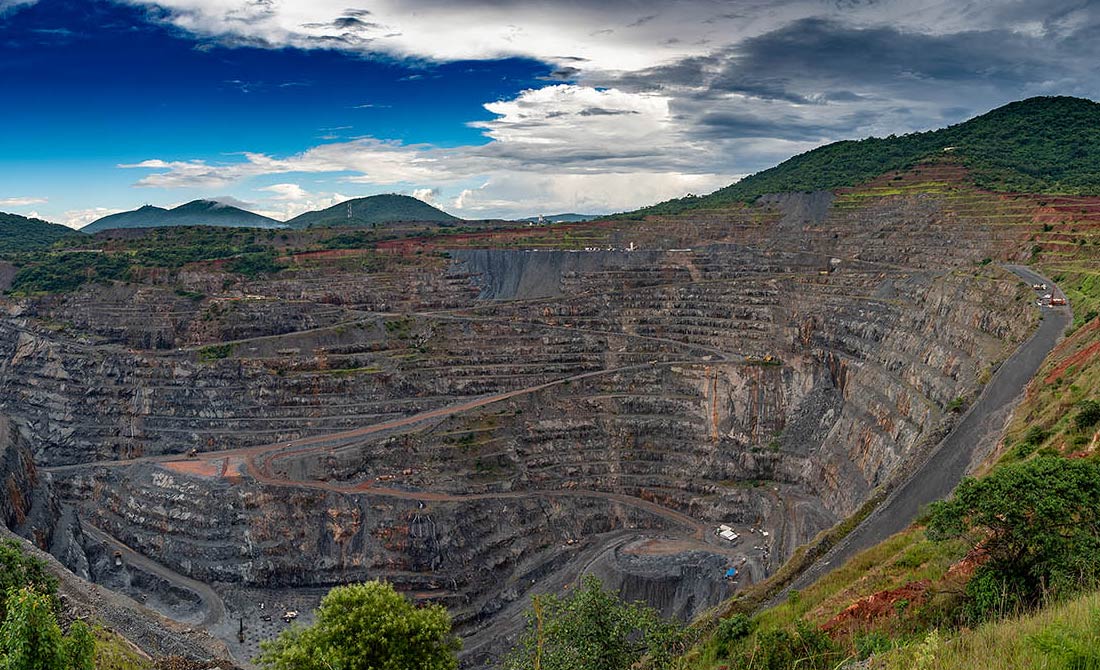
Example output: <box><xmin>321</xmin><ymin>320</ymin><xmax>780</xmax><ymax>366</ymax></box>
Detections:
<box><xmin>504</xmin><ymin>576</ymin><xmax>685</xmax><ymax>670</ymax></box>
<box><xmin>258</xmin><ymin>580</ymin><xmax>460</xmax><ymax>670</ymax></box>
<box><xmin>0</xmin><ymin>541</ymin><xmax>58</xmax><ymax>621</ymax></box>
<box><xmin>1074</xmin><ymin>400</ymin><xmax>1100</xmax><ymax>432</ymax></box>
<box><xmin>0</xmin><ymin>587</ymin><xmax>93</xmax><ymax>670</ymax></box>
<box><xmin>928</xmin><ymin>456</ymin><xmax>1100</xmax><ymax>619</ymax></box>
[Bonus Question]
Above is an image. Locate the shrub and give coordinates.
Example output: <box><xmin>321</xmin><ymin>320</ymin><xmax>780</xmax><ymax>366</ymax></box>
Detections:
<box><xmin>258</xmin><ymin>581</ymin><xmax>459</xmax><ymax>670</ymax></box>
<box><xmin>226</xmin><ymin>250</ymin><xmax>282</xmax><ymax>277</ymax></box>
<box><xmin>715</xmin><ymin>613</ymin><xmax>753</xmax><ymax>656</ymax></box>
<box><xmin>0</xmin><ymin>587</ymin><xmax>94</xmax><ymax>670</ymax></box>
<box><xmin>1074</xmin><ymin>400</ymin><xmax>1100</xmax><ymax>432</ymax></box>
<box><xmin>0</xmin><ymin>541</ymin><xmax>57</xmax><ymax>620</ymax></box>
<box><xmin>854</xmin><ymin>630</ymin><xmax>894</xmax><ymax>659</ymax></box>
<box><xmin>749</xmin><ymin>622</ymin><xmax>839</xmax><ymax>670</ymax></box>
<box><xmin>504</xmin><ymin>576</ymin><xmax>685</xmax><ymax>670</ymax></box>
<box><xmin>929</xmin><ymin>457</ymin><xmax>1100</xmax><ymax>620</ymax></box>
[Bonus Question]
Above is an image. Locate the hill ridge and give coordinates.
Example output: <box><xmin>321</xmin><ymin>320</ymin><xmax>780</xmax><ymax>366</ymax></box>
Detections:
<box><xmin>286</xmin><ymin>193</ymin><xmax>460</xmax><ymax>229</ymax></box>
<box><xmin>82</xmin><ymin>199</ymin><xmax>282</xmax><ymax>233</ymax></box>
<box><xmin>625</xmin><ymin>95</ymin><xmax>1100</xmax><ymax>218</ymax></box>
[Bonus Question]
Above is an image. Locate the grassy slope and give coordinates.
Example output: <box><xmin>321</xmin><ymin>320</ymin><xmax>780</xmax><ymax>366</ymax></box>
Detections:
<box><xmin>877</xmin><ymin>590</ymin><xmax>1100</xmax><ymax>670</ymax></box>
<box><xmin>682</xmin><ymin>529</ymin><xmax>967</xmax><ymax>669</ymax></box>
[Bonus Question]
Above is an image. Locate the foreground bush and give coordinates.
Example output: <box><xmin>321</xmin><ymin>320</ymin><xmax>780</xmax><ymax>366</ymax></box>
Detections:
<box><xmin>929</xmin><ymin>456</ymin><xmax>1100</xmax><ymax>620</ymax></box>
<box><xmin>258</xmin><ymin>580</ymin><xmax>460</xmax><ymax>670</ymax></box>
<box><xmin>505</xmin><ymin>576</ymin><xmax>686</xmax><ymax>670</ymax></box>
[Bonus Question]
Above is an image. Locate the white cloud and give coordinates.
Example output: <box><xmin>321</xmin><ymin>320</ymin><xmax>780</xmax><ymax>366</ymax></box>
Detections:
<box><xmin>110</xmin><ymin>2</ymin><xmax>1098</xmax><ymax>219</ymax></box>
<box><xmin>410</xmin><ymin>188</ymin><xmax>440</xmax><ymax>206</ymax></box>
<box><xmin>121</xmin><ymin>84</ymin><xmax>734</xmax><ymax>217</ymax></box>
<box><xmin>259</xmin><ymin>183</ymin><xmax>310</xmax><ymax>201</ymax></box>
<box><xmin>0</xmin><ymin>196</ymin><xmax>48</xmax><ymax>207</ymax></box>
<box><xmin>451</xmin><ymin>171</ymin><xmax>732</xmax><ymax>217</ymax></box>
<box><xmin>124</xmin><ymin>1</ymin><xmax>1030</xmax><ymax>76</ymax></box>
<box><xmin>62</xmin><ymin>207</ymin><xmax>125</xmax><ymax>229</ymax></box>
<box><xmin>254</xmin><ymin>183</ymin><xmax>349</xmax><ymax>220</ymax></box>
<box><xmin>122</xmin><ymin>138</ymin><xmax>446</xmax><ymax>188</ymax></box>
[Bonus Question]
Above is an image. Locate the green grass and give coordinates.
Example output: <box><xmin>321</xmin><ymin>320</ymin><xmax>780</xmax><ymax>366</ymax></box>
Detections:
<box><xmin>93</xmin><ymin>626</ymin><xmax>153</xmax><ymax>670</ymax></box>
<box><xmin>683</xmin><ymin>529</ymin><xmax>967</xmax><ymax>669</ymax></box>
<box><xmin>197</xmin><ymin>343</ymin><xmax>233</xmax><ymax>362</ymax></box>
<box><xmin>877</xmin><ymin>590</ymin><xmax>1100</xmax><ymax>669</ymax></box>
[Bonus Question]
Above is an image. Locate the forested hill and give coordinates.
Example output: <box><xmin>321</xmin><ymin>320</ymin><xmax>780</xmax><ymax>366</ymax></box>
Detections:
<box><xmin>0</xmin><ymin>212</ymin><xmax>81</xmax><ymax>254</ymax></box>
<box><xmin>626</xmin><ymin>96</ymin><xmax>1100</xmax><ymax>218</ymax></box>
<box><xmin>287</xmin><ymin>194</ymin><xmax>460</xmax><ymax>229</ymax></box>
<box><xmin>82</xmin><ymin>200</ymin><xmax>282</xmax><ymax>232</ymax></box>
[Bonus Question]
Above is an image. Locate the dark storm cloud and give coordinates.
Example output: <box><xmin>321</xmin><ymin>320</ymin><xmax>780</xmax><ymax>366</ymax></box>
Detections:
<box><xmin>577</xmin><ymin>107</ymin><xmax>639</xmax><ymax>116</ymax></box>
<box><xmin>543</xmin><ymin>66</ymin><xmax>582</xmax><ymax>80</ymax></box>
<box><xmin>597</xmin><ymin>12</ymin><xmax>1100</xmax><ymax>151</ymax></box>
<box><xmin>712</xmin><ymin>18</ymin><xmax>1059</xmax><ymax>98</ymax></box>
<box><xmin>301</xmin><ymin>15</ymin><xmax>382</xmax><ymax>31</ymax></box>
<box><xmin>692</xmin><ymin>107</ymin><xmax>880</xmax><ymax>141</ymax></box>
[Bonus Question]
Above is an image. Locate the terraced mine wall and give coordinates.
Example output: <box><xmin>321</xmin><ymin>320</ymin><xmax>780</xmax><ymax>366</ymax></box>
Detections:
<box><xmin>0</xmin><ymin>167</ymin><xmax>1060</xmax><ymax>666</ymax></box>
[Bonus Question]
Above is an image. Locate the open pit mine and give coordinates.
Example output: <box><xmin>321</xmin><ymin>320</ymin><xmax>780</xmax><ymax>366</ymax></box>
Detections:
<box><xmin>0</xmin><ymin>165</ymin><xmax>1073</xmax><ymax>666</ymax></box>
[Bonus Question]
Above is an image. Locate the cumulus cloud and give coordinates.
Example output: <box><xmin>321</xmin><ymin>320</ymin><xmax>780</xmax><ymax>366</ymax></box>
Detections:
<box><xmin>62</xmin><ymin>207</ymin><xmax>125</xmax><ymax>229</ymax></box>
<box><xmin>451</xmin><ymin>172</ymin><xmax>732</xmax><ymax>218</ymax></box>
<box><xmin>254</xmin><ymin>183</ymin><xmax>349</xmax><ymax>220</ymax></box>
<box><xmin>121</xmin><ymin>83</ymin><xmax>740</xmax><ymax>215</ymax></box>
<box><xmin>410</xmin><ymin>188</ymin><xmax>440</xmax><ymax>206</ymax></box>
<box><xmin>0</xmin><ymin>196</ymin><xmax>47</xmax><ymax>207</ymax></box>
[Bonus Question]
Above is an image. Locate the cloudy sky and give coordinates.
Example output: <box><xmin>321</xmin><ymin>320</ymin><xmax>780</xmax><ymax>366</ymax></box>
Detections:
<box><xmin>1</xmin><ymin>0</ymin><xmax>1098</xmax><ymax>227</ymax></box>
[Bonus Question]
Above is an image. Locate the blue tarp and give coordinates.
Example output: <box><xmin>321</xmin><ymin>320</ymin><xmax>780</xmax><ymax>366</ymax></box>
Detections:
<box><xmin>725</xmin><ymin>568</ymin><xmax>737</xmax><ymax>578</ymax></box>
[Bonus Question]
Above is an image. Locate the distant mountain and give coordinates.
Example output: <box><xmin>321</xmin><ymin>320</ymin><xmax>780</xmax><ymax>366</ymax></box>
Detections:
<box><xmin>82</xmin><ymin>200</ymin><xmax>282</xmax><ymax>233</ymax></box>
<box><xmin>0</xmin><ymin>211</ymin><xmax>82</xmax><ymax>253</ymax></box>
<box><xmin>287</xmin><ymin>194</ymin><xmax>460</xmax><ymax>229</ymax></box>
<box><xmin>518</xmin><ymin>213</ymin><xmax>599</xmax><ymax>224</ymax></box>
<box><xmin>627</xmin><ymin>95</ymin><xmax>1100</xmax><ymax>218</ymax></box>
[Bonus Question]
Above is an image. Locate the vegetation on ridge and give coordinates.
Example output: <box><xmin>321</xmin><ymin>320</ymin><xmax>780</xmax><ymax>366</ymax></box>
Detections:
<box><xmin>286</xmin><ymin>194</ymin><xmax>460</xmax><ymax>229</ymax></box>
<box><xmin>624</xmin><ymin>96</ymin><xmax>1100</xmax><ymax>217</ymax></box>
<box><xmin>0</xmin><ymin>212</ymin><xmax>81</xmax><ymax>256</ymax></box>
<box><xmin>0</xmin><ymin>540</ymin><xmax>93</xmax><ymax>670</ymax></box>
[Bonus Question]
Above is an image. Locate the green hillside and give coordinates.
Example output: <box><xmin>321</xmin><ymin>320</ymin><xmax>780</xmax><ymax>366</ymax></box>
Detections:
<box><xmin>0</xmin><ymin>212</ymin><xmax>81</xmax><ymax>255</ymax></box>
<box><xmin>82</xmin><ymin>200</ymin><xmax>282</xmax><ymax>232</ymax></box>
<box><xmin>287</xmin><ymin>194</ymin><xmax>460</xmax><ymax>229</ymax></box>
<box><xmin>627</xmin><ymin>96</ymin><xmax>1100</xmax><ymax>218</ymax></box>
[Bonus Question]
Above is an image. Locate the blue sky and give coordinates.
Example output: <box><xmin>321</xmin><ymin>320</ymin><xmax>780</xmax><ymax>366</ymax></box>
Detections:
<box><xmin>1</xmin><ymin>0</ymin><xmax>1098</xmax><ymax>226</ymax></box>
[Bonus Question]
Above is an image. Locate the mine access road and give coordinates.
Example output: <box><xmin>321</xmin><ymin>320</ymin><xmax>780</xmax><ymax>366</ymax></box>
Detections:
<box><xmin>778</xmin><ymin>266</ymin><xmax>1071</xmax><ymax>599</ymax></box>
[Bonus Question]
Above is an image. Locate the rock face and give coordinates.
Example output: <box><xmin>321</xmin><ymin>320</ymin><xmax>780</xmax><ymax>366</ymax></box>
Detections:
<box><xmin>0</xmin><ymin>417</ymin><xmax>60</xmax><ymax>548</ymax></box>
<box><xmin>0</xmin><ymin>167</ymin><xmax>1053</xmax><ymax>666</ymax></box>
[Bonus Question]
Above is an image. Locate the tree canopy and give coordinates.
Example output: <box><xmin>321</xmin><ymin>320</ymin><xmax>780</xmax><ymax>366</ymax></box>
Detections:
<box><xmin>928</xmin><ymin>456</ymin><xmax>1100</xmax><ymax>618</ymax></box>
<box><xmin>258</xmin><ymin>580</ymin><xmax>460</xmax><ymax>670</ymax></box>
<box><xmin>504</xmin><ymin>575</ymin><xmax>685</xmax><ymax>670</ymax></box>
